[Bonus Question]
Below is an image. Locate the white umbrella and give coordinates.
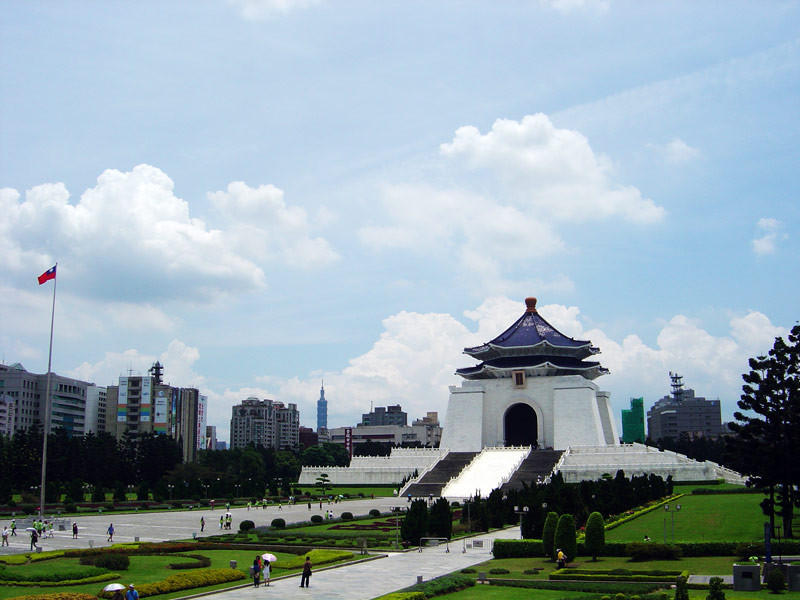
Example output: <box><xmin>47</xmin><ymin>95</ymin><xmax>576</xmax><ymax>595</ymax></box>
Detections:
<box><xmin>25</xmin><ymin>527</ymin><xmax>37</xmax><ymax>532</ymax></box>
<box><xmin>103</xmin><ymin>583</ymin><xmax>126</xmax><ymax>591</ymax></box>
<box><xmin>261</xmin><ymin>553</ymin><xmax>277</xmax><ymax>563</ymax></box>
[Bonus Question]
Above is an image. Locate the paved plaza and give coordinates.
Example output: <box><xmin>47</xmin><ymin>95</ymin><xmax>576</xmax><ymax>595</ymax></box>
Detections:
<box><xmin>0</xmin><ymin>496</ymin><xmax>410</xmax><ymax>555</ymax></box>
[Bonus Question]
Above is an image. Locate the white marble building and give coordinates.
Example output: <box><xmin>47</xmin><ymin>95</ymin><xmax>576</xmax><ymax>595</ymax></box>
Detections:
<box><xmin>440</xmin><ymin>297</ymin><xmax>618</xmax><ymax>452</ymax></box>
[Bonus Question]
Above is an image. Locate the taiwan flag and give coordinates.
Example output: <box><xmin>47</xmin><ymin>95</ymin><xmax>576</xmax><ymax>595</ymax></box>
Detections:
<box><xmin>37</xmin><ymin>265</ymin><xmax>57</xmax><ymax>285</ymax></box>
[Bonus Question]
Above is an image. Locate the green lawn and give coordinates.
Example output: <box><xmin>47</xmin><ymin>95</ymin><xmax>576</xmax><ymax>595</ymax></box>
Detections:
<box><xmin>435</xmin><ymin>586</ymin><xmax>598</xmax><ymax>600</ymax></box>
<box><xmin>466</xmin><ymin>556</ymin><xmax>742</xmax><ymax>579</ymax></box>
<box><xmin>0</xmin><ymin>547</ymin><xmax>354</xmax><ymax>600</ymax></box>
<box><xmin>606</xmin><ymin>493</ymin><xmax>764</xmax><ymax>542</ymax></box>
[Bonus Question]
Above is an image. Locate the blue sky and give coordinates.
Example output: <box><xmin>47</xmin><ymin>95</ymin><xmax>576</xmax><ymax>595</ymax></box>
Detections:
<box><xmin>2</xmin><ymin>0</ymin><xmax>798</xmax><ymax>444</ymax></box>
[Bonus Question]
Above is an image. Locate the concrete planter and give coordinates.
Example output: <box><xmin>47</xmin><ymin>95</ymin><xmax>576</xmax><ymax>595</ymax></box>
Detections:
<box><xmin>733</xmin><ymin>564</ymin><xmax>761</xmax><ymax>591</ymax></box>
<box><xmin>786</xmin><ymin>564</ymin><xmax>800</xmax><ymax>592</ymax></box>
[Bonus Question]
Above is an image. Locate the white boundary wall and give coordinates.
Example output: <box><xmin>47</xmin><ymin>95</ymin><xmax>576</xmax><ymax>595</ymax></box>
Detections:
<box><xmin>298</xmin><ymin>447</ymin><xmax>443</xmax><ymax>485</ymax></box>
<box><xmin>557</xmin><ymin>443</ymin><xmax>746</xmax><ymax>484</ymax></box>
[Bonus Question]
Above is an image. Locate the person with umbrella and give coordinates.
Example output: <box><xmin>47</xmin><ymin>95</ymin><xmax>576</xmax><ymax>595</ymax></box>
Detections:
<box><xmin>261</xmin><ymin>553</ymin><xmax>276</xmax><ymax>586</ymax></box>
<box><xmin>102</xmin><ymin>583</ymin><xmax>126</xmax><ymax>600</ymax></box>
<box><xmin>29</xmin><ymin>528</ymin><xmax>38</xmax><ymax>551</ymax></box>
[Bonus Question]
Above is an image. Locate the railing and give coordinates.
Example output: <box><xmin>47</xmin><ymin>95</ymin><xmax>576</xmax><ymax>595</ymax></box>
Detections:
<box><xmin>397</xmin><ymin>448</ymin><xmax>450</xmax><ymax>498</ymax></box>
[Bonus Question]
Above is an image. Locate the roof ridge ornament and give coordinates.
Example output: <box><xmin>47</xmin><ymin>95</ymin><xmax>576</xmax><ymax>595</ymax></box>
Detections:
<box><xmin>525</xmin><ymin>297</ymin><xmax>538</xmax><ymax>313</ymax></box>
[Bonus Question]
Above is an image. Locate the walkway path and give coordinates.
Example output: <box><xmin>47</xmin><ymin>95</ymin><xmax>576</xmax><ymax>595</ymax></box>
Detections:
<box><xmin>207</xmin><ymin>527</ymin><xmax>521</xmax><ymax>600</ymax></box>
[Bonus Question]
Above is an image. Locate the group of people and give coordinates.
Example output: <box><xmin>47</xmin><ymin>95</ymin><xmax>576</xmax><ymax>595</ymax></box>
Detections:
<box><xmin>252</xmin><ymin>555</ymin><xmax>272</xmax><ymax>587</ymax></box>
<box><xmin>109</xmin><ymin>583</ymin><xmax>139</xmax><ymax>600</ymax></box>
<box><xmin>251</xmin><ymin>555</ymin><xmax>313</xmax><ymax>588</ymax></box>
<box><xmin>219</xmin><ymin>514</ymin><xmax>233</xmax><ymax>529</ymax></box>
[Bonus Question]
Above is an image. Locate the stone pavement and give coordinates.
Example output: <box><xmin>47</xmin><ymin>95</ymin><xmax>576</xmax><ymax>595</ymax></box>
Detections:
<box><xmin>205</xmin><ymin>527</ymin><xmax>522</xmax><ymax>600</ymax></box>
<box><xmin>0</xmin><ymin>496</ymin><xmax>409</xmax><ymax>556</ymax></box>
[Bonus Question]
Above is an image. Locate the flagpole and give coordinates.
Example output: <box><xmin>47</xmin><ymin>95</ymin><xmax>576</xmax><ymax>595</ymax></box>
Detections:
<box><xmin>39</xmin><ymin>262</ymin><xmax>57</xmax><ymax>520</ymax></box>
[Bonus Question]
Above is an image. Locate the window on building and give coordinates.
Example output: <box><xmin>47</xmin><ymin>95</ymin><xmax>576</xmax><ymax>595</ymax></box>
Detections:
<box><xmin>513</xmin><ymin>370</ymin><xmax>526</xmax><ymax>388</ymax></box>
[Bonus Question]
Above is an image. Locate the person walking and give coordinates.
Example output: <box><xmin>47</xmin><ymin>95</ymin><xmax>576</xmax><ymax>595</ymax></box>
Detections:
<box><xmin>252</xmin><ymin>556</ymin><xmax>261</xmax><ymax>587</ymax></box>
<box><xmin>557</xmin><ymin>548</ymin><xmax>566</xmax><ymax>569</ymax></box>
<box><xmin>10</xmin><ymin>519</ymin><xmax>16</xmax><ymax>536</ymax></box>
<box><xmin>72</xmin><ymin>522</ymin><xmax>78</xmax><ymax>539</ymax></box>
<box><xmin>125</xmin><ymin>583</ymin><xmax>139</xmax><ymax>600</ymax></box>
<box><xmin>262</xmin><ymin>559</ymin><xmax>271</xmax><ymax>586</ymax></box>
<box><xmin>107</xmin><ymin>523</ymin><xmax>114</xmax><ymax>542</ymax></box>
<box><xmin>299</xmin><ymin>556</ymin><xmax>312</xmax><ymax>587</ymax></box>
<box><xmin>219</xmin><ymin>515</ymin><xmax>224</xmax><ymax>529</ymax></box>
<box><xmin>30</xmin><ymin>529</ymin><xmax>38</xmax><ymax>551</ymax></box>
<box><xmin>200</xmin><ymin>516</ymin><xmax>205</xmax><ymax>532</ymax></box>
<box><xmin>111</xmin><ymin>589</ymin><xmax>124</xmax><ymax>600</ymax></box>
<box><xmin>2</xmin><ymin>526</ymin><xmax>9</xmax><ymax>546</ymax></box>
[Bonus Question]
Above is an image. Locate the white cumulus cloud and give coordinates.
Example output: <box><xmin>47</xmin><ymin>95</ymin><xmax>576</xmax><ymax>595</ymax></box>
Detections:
<box><xmin>1</xmin><ymin>165</ymin><xmax>337</xmax><ymax>303</ymax></box>
<box><xmin>441</xmin><ymin>114</ymin><xmax>665</xmax><ymax>223</ymax></box>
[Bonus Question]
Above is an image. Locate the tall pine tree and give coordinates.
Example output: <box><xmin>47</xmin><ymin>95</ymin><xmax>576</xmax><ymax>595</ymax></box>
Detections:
<box><xmin>729</xmin><ymin>324</ymin><xmax>800</xmax><ymax>538</ymax></box>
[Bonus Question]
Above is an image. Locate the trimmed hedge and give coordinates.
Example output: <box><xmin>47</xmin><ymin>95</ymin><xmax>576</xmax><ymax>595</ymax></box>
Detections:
<box><xmin>486</xmin><ymin>579</ymin><xmax>664</xmax><ymax>594</ymax></box>
<box><xmin>8</xmin><ymin>594</ymin><xmax>99</xmax><ymax>600</ymax></box>
<box><xmin>0</xmin><ymin>573</ymin><xmax>119</xmax><ymax>587</ymax></box>
<box><xmin>626</xmin><ymin>543</ymin><xmax>682</xmax><ymax>561</ymax></box>
<box><xmin>0</xmin><ymin>564</ymin><xmax>108</xmax><ymax>582</ymax></box>
<box><xmin>395</xmin><ymin>573</ymin><xmax>475</xmax><ymax>598</ymax></box>
<box><xmin>79</xmin><ymin>553</ymin><xmax>130</xmax><ymax>570</ymax></box>
<box><xmin>278</xmin><ymin>549</ymin><xmax>354</xmax><ymax>569</ymax></box>
<box><xmin>549</xmin><ymin>568</ymin><xmax>685</xmax><ymax>582</ymax></box>
<box><xmin>167</xmin><ymin>553</ymin><xmax>212</xmax><ymax>569</ymax></box>
<box><xmin>373</xmin><ymin>594</ymin><xmax>426</xmax><ymax>600</ymax></box>
<box><xmin>270</xmin><ymin>518</ymin><xmax>286</xmax><ymax>529</ymax></box>
<box><xmin>97</xmin><ymin>567</ymin><xmax>245</xmax><ymax>598</ymax></box>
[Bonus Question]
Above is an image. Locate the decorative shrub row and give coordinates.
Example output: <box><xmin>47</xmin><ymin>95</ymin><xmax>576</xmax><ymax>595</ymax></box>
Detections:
<box><xmin>7</xmin><ymin>594</ymin><xmax>99</xmax><ymax>600</ymax></box>
<box><xmin>372</xmin><ymin>593</ymin><xmax>426</xmax><ymax>600</ymax></box>
<box><xmin>167</xmin><ymin>554</ymin><xmax>212</xmax><ymax>569</ymax></box>
<box><xmin>549</xmin><ymin>568</ymin><xmax>686</xmax><ymax>582</ymax></box>
<box><xmin>486</xmin><ymin>579</ymin><xmax>664</xmax><ymax>594</ymax></box>
<box><xmin>494</xmin><ymin>538</ymin><xmax>800</xmax><ymax>559</ymax></box>
<box><xmin>97</xmin><ymin>568</ymin><xmax>245</xmax><ymax>599</ymax></box>
<box><xmin>278</xmin><ymin>549</ymin><xmax>354</xmax><ymax>570</ymax></box>
<box><xmin>395</xmin><ymin>573</ymin><xmax>475</xmax><ymax>598</ymax></box>
<box><xmin>0</xmin><ymin>572</ymin><xmax>118</xmax><ymax>587</ymax></box>
<box><xmin>626</xmin><ymin>543</ymin><xmax>683</xmax><ymax>561</ymax></box>
<box><xmin>605</xmin><ymin>495</ymin><xmax>684</xmax><ymax>532</ymax></box>
<box><xmin>79</xmin><ymin>553</ymin><xmax>130</xmax><ymax>570</ymax></box>
<box><xmin>690</xmin><ymin>487</ymin><xmax>762</xmax><ymax>495</ymax></box>
<box><xmin>0</xmin><ymin>564</ymin><xmax>108</xmax><ymax>582</ymax></box>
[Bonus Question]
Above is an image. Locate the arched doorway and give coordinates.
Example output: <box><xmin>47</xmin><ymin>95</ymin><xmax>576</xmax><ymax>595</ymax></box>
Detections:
<box><xmin>504</xmin><ymin>403</ymin><xmax>538</xmax><ymax>447</ymax></box>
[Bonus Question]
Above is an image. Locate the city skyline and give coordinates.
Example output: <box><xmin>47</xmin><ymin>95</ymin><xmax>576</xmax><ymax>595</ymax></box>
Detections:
<box><xmin>2</xmin><ymin>1</ymin><xmax>798</xmax><ymax>443</ymax></box>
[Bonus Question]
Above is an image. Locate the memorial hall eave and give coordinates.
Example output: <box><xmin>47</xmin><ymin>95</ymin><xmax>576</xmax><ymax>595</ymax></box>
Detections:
<box><xmin>456</xmin><ymin>355</ymin><xmax>608</xmax><ymax>381</ymax></box>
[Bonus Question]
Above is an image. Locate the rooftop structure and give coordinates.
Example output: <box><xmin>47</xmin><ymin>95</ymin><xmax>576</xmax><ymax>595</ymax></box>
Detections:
<box><xmin>440</xmin><ymin>297</ymin><xmax>618</xmax><ymax>451</ymax></box>
<box><xmin>458</xmin><ymin>297</ymin><xmax>607</xmax><ymax>381</ymax></box>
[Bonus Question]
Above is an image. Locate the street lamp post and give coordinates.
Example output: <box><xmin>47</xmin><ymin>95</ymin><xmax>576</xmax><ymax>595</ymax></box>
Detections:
<box><xmin>514</xmin><ymin>505</ymin><xmax>529</xmax><ymax>539</ymax></box>
<box><xmin>202</xmin><ymin>483</ymin><xmax>210</xmax><ymax>499</ymax></box>
<box><xmin>235</xmin><ymin>484</ymin><xmax>241</xmax><ymax>498</ymax></box>
<box><xmin>663</xmin><ymin>503</ymin><xmax>681</xmax><ymax>544</ymax></box>
<box><xmin>167</xmin><ymin>484</ymin><xmax>174</xmax><ymax>501</ymax></box>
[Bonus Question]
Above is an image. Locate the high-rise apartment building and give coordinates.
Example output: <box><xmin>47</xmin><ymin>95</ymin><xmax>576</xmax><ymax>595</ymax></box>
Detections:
<box><xmin>107</xmin><ymin>362</ymin><xmax>204</xmax><ymax>462</ymax></box>
<box><xmin>230</xmin><ymin>397</ymin><xmax>300</xmax><ymax>450</ymax></box>
<box><xmin>84</xmin><ymin>384</ymin><xmax>107</xmax><ymax>434</ymax></box>
<box><xmin>361</xmin><ymin>404</ymin><xmax>407</xmax><ymax>427</ymax></box>
<box><xmin>647</xmin><ymin>373</ymin><xmax>724</xmax><ymax>440</ymax></box>
<box><xmin>621</xmin><ymin>397</ymin><xmax>645</xmax><ymax>443</ymax></box>
<box><xmin>0</xmin><ymin>362</ymin><xmax>90</xmax><ymax>437</ymax></box>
